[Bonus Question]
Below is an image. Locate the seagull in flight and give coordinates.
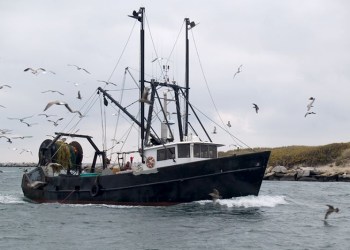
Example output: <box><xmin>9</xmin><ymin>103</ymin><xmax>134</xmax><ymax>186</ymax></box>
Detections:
<box><xmin>307</xmin><ymin>97</ymin><xmax>315</xmax><ymax>111</ymax></box>
<box><xmin>7</xmin><ymin>115</ymin><xmax>34</xmax><ymax>122</ymax></box>
<box><xmin>233</xmin><ymin>64</ymin><xmax>243</xmax><ymax>79</ymax></box>
<box><xmin>325</xmin><ymin>205</ymin><xmax>339</xmax><ymax>220</ymax></box>
<box><xmin>0</xmin><ymin>84</ymin><xmax>11</xmax><ymax>89</ymax></box>
<box><xmin>11</xmin><ymin>136</ymin><xmax>33</xmax><ymax>140</ymax></box>
<box><xmin>38</xmin><ymin>113</ymin><xmax>57</xmax><ymax>118</ymax></box>
<box><xmin>67</xmin><ymin>64</ymin><xmax>90</xmax><ymax>74</ymax></box>
<box><xmin>20</xmin><ymin>149</ymin><xmax>33</xmax><ymax>155</ymax></box>
<box><xmin>0</xmin><ymin>129</ymin><xmax>12</xmax><ymax>134</ymax></box>
<box><xmin>304</xmin><ymin>111</ymin><xmax>316</xmax><ymax>117</ymax></box>
<box><xmin>97</xmin><ymin>80</ymin><xmax>117</xmax><ymax>86</ymax></box>
<box><xmin>21</xmin><ymin>121</ymin><xmax>38</xmax><ymax>127</ymax></box>
<box><xmin>47</xmin><ymin>117</ymin><xmax>64</xmax><ymax>126</ymax></box>
<box><xmin>0</xmin><ymin>135</ymin><xmax>12</xmax><ymax>143</ymax></box>
<box><xmin>44</xmin><ymin>100</ymin><xmax>83</xmax><ymax>117</ymax></box>
<box><xmin>253</xmin><ymin>103</ymin><xmax>259</xmax><ymax>113</ymax></box>
<box><xmin>24</xmin><ymin>67</ymin><xmax>46</xmax><ymax>75</ymax></box>
<box><xmin>209</xmin><ymin>188</ymin><xmax>222</xmax><ymax>202</ymax></box>
<box><xmin>151</xmin><ymin>57</ymin><xmax>164</xmax><ymax>63</ymax></box>
<box><xmin>41</xmin><ymin>90</ymin><xmax>64</xmax><ymax>96</ymax></box>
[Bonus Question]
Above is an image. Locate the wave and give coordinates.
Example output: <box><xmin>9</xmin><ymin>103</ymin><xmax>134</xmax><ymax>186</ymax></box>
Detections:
<box><xmin>0</xmin><ymin>194</ymin><xmax>26</xmax><ymax>204</ymax></box>
<box><xmin>197</xmin><ymin>195</ymin><xmax>288</xmax><ymax>208</ymax></box>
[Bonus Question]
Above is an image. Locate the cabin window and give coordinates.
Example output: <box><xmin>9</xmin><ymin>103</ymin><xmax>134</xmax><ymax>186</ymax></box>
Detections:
<box><xmin>208</xmin><ymin>145</ymin><xmax>217</xmax><ymax>158</ymax></box>
<box><xmin>157</xmin><ymin>147</ymin><xmax>176</xmax><ymax>161</ymax></box>
<box><xmin>200</xmin><ymin>145</ymin><xmax>209</xmax><ymax>158</ymax></box>
<box><xmin>194</xmin><ymin>144</ymin><xmax>217</xmax><ymax>158</ymax></box>
<box><xmin>178</xmin><ymin>144</ymin><xmax>190</xmax><ymax>158</ymax></box>
<box><xmin>194</xmin><ymin>144</ymin><xmax>200</xmax><ymax>158</ymax></box>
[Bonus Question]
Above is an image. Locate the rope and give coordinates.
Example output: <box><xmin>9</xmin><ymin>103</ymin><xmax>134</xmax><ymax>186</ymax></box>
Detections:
<box><xmin>60</xmin><ymin>189</ymin><xmax>75</xmax><ymax>204</ymax></box>
<box><xmin>190</xmin><ymin>29</ymin><xmax>250</xmax><ymax>149</ymax></box>
<box><xmin>110</xmin><ymin>68</ymin><xmax>128</xmax><ymax>159</ymax></box>
<box><xmin>106</xmin><ymin>20</ymin><xmax>137</xmax><ymax>82</ymax></box>
<box><xmin>145</xmin><ymin>13</ymin><xmax>165</xmax><ymax>81</ymax></box>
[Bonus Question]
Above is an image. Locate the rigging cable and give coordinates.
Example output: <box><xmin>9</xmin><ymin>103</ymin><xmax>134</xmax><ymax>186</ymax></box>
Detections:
<box><xmin>145</xmin><ymin>13</ymin><xmax>165</xmax><ymax>81</ymax></box>
<box><xmin>110</xmin><ymin>68</ymin><xmax>128</xmax><ymax>159</ymax></box>
<box><xmin>106</xmin><ymin>20</ymin><xmax>137</xmax><ymax>82</ymax></box>
<box><xmin>190</xmin><ymin>29</ymin><xmax>250</xmax><ymax>149</ymax></box>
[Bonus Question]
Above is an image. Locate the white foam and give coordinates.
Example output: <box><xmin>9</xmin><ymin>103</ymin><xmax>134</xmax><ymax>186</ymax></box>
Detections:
<box><xmin>197</xmin><ymin>195</ymin><xmax>288</xmax><ymax>208</ymax></box>
<box><xmin>0</xmin><ymin>194</ymin><xmax>26</xmax><ymax>204</ymax></box>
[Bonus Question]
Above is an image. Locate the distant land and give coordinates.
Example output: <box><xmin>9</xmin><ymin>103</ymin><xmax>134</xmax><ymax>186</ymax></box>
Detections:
<box><xmin>0</xmin><ymin>162</ymin><xmax>36</xmax><ymax>168</ymax></box>
<box><xmin>220</xmin><ymin>142</ymin><xmax>350</xmax><ymax>181</ymax></box>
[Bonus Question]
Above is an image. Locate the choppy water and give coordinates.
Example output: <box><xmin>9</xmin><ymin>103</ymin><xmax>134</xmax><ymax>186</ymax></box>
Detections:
<box><xmin>1</xmin><ymin>167</ymin><xmax>350</xmax><ymax>250</ymax></box>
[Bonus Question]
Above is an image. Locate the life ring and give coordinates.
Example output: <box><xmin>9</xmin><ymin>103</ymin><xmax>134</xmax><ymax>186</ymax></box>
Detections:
<box><xmin>90</xmin><ymin>184</ymin><xmax>100</xmax><ymax>197</ymax></box>
<box><xmin>146</xmin><ymin>156</ymin><xmax>155</xmax><ymax>168</ymax></box>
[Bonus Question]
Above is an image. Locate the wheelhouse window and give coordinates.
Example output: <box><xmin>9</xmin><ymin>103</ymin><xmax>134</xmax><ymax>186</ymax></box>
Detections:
<box><xmin>178</xmin><ymin>144</ymin><xmax>190</xmax><ymax>158</ymax></box>
<box><xmin>194</xmin><ymin>144</ymin><xmax>217</xmax><ymax>159</ymax></box>
<box><xmin>208</xmin><ymin>145</ymin><xmax>218</xmax><ymax>158</ymax></box>
<box><xmin>194</xmin><ymin>144</ymin><xmax>200</xmax><ymax>158</ymax></box>
<box><xmin>157</xmin><ymin>147</ymin><xmax>176</xmax><ymax>161</ymax></box>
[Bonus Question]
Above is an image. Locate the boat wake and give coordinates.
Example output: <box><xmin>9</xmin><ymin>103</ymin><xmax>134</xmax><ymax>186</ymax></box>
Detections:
<box><xmin>197</xmin><ymin>195</ymin><xmax>288</xmax><ymax>208</ymax></box>
<box><xmin>0</xmin><ymin>194</ymin><xmax>26</xmax><ymax>204</ymax></box>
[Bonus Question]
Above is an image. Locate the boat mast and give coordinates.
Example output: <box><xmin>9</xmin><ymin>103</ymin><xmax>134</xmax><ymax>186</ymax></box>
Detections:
<box><xmin>184</xmin><ymin>18</ymin><xmax>190</xmax><ymax>139</ymax></box>
<box><xmin>129</xmin><ymin>7</ymin><xmax>145</xmax><ymax>163</ymax></box>
<box><xmin>140</xmin><ymin>8</ymin><xmax>145</xmax><ymax>163</ymax></box>
<box><xmin>184</xmin><ymin>18</ymin><xmax>197</xmax><ymax>139</ymax></box>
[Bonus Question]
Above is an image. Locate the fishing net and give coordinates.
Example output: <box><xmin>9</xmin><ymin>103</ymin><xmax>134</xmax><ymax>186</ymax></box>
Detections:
<box><xmin>55</xmin><ymin>141</ymin><xmax>71</xmax><ymax>169</ymax></box>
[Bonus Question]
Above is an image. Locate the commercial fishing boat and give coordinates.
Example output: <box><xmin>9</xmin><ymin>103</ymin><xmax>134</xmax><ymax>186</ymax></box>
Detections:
<box><xmin>22</xmin><ymin>7</ymin><xmax>270</xmax><ymax>205</ymax></box>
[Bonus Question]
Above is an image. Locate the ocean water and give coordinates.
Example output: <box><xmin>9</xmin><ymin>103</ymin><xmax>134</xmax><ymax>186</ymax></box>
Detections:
<box><xmin>1</xmin><ymin>167</ymin><xmax>350</xmax><ymax>250</ymax></box>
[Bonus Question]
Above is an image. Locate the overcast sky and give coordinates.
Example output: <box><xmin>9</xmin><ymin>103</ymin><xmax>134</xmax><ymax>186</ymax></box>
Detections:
<box><xmin>1</xmin><ymin>0</ymin><xmax>350</xmax><ymax>163</ymax></box>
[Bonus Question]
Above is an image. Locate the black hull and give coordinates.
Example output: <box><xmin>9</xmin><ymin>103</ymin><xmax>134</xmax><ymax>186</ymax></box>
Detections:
<box><xmin>22</xmin><ymin>151</ymin><xmax>270</xmax><ymax>206</ymax></box>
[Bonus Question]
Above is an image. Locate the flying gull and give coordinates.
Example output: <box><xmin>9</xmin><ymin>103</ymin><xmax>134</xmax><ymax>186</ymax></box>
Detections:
<box><xmin>11</xmin><ymin>136</ymin><xmax>33</xmax><ymax>140</ymax></box>
<box><xmin>0</xmin><ymin>135</ymin><xmax>12</xmax><ymax>143</ymax></box>
<box><xmin>139</xmin><ymin>87</ymin><xmax>151</xmax><ymax>104</ymax></box>
<box><xmin>325</xmin><ymin>204</ymin><xmax>339</xmax><ymax>220</ymax></box>
<box><xmin>38</xmin><ymin>113</ymin><xmax>57</xmax><ymax>118</ymax></box>
<box><xmin>41</xmin><ymin>90</ymin><xmax>64</xmax><ymax>96</ymax></box>
<box><xmin>0</xmin><ymin>84</ymin><xmax>11</xmax><ymax>89</ymax></box>
<box><xmin>253</xmin><ymin>103</ymin><xmax>259</xmax><ymax>113</ymax></box>
<box><xmin>44</xmin><ymin>100</ymin><xmax>83</xmax><ymax>117</ymax></box>
<box><xmin>151</xmin><ymin>57</ymin><xmax>164</xmax><ymax>63</ymax></box>
<box><xmin>67</xmin><ymin>64</ymin><xmax>90</xmax><ymax>74</ymax></box>
<box><xmin>20</xmin><ymin>149</ymin><xmax>33</xmax><ymax>155</ymax></box>
<box><xmin>21</xmin><ymin>121</ymin><xmax>38</xmax><ymax>127</ymax></box>
<box><xmin>0</xmin><ymin>129</ymin><xmax>12</xmax><ymax>134</ymax></box>
<box><xmin>209</xmin><ymin>188</ymin><xmax>222</xmax><ymax>202</ymax></box>
<box><xmin>24</xmin><ymin>67</ymin><xmax>47</xmax><ymax>75</ymax></box>
<box><xmin>7</xmin><ymin>115</ymin><xmax>34</xmax><ymax>122</ymax></box>
<box><xmin>97</xmin><ymin>80</ymin><xmax>117</xmax><ymax>86</ymax></box>
<box><xmin>307</xmin><ymin>97</ymin><xmax>315</xmax><ymax>111</ymax></box>
<box><xmin>233</xmin><ymin>64</ymin><xmax>243</xmax><ymax>79</ymax></box>
<box><xmin>47</xmin><ymin>117</ymin><xmax>64</xmax><ymax>126</ymax></box>
<box><xmin>66</xmin><ymin>81</ymin><xmax>79</xmax><ymax>87</ymax></box>
<box><xmin>304</xmin><ymin>111</ymin><xmax>316</xmax><ymax>117</ymax></box>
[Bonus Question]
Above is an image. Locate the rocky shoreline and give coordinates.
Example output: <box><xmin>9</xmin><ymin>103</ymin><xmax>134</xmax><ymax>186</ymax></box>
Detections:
<box><xmin>264</xmin><ymin>165</ymin><xmax>350</xmax><ymax>182</ymax></box>
<box><xmin>0</xmin><ymin>163</ymin><xmax>37</xmax><ymax>168</ymax></box>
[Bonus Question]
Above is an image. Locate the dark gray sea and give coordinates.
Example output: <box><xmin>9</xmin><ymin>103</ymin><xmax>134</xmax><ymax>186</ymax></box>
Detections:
<box><xmin>1</xmin><ymin>167</ymin><xmax>349</xmax><ymax>250</ymax></box>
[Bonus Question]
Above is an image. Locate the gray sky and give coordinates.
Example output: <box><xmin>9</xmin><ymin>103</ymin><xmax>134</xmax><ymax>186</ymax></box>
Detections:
<box><xmin>1</xmin><ymin>0</ymin><xmax>350</xmax><ymax>163</ymax></box>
